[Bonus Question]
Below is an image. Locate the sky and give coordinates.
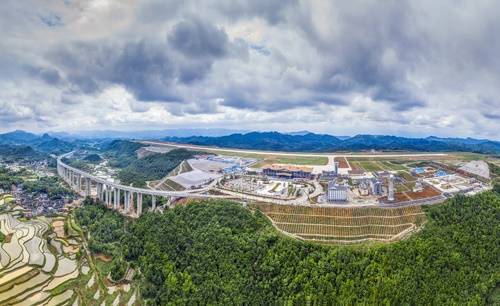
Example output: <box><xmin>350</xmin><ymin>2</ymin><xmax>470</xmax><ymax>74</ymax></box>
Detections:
<box><xmin>1</xmin><ymin>0</ymin><xmax>499</xmax><ymax>139</ymax></box>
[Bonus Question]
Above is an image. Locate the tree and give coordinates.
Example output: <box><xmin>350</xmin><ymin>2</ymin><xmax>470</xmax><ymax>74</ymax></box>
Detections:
<box><xmin>110</xmin><ymin>256</ymin><xmax>127</xmax><ymax>281</ymax></box>
<box><xmin>74</xmin><ymin>193</ymin><xmax>500</xmax><ymax>305</ymax></box>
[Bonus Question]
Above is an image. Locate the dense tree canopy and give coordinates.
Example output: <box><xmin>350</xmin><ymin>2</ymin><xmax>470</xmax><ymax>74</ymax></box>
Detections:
<box><xmin>75</xmin><ymin>192</ymin><xmax>500</xmax><ymax>305</ymax></box>
<box><xmin>98</xmin><ymin>140</ymin><xmax>199</xmax><ymax>187</ymax></box>
<box><xmin>23</xmin><ymin>176</ymin><xmax>73</xmax><ymax>199</ymax></box>
<box><xmin>117</xmin><ymin>149</ymin><xmax>197</xmax><ymax>187</ymax></box>
<box><xmin>0</xmin><ymin>167</ymin><xmax>23</xmax><ymax>190</ymax></box>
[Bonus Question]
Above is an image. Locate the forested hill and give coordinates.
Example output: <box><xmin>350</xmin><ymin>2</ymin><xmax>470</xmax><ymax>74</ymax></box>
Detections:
<box><xmin>117</xmin><ymin>149</ymin><xmax>197</xmax><ymax>187</ymax></box>
<box><xmin>165</xmin><ymin>131</ymin><xmax>342</xmax><ymax>151</ymax></box>
<box><xmin>102</xmin><ymin>139</ymin><xmax>198</xmax><ymax>187</ymax></box>
<box><xmin>75</xmin><ymin>189</ymin><xmax>500</xmax><ymax>305</ymax></box>
<box><xmin>0</xmin><ymin>144</ymin><xmax>48</xmax><ymax>162</ymax></box>
<box><xmin>164</xmin><ymin>132</ymin><xmax>500</xmax><ymax>154</ymax></box>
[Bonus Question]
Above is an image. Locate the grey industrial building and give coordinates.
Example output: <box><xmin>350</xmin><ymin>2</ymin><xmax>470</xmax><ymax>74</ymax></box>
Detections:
<box><xmin>327</xmin><ymin>180</ymin><xmax>348</xmax><ymax>202</ymax></box>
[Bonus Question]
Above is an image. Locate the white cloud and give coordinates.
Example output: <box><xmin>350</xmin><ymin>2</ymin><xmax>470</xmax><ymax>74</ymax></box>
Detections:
<box><xmin>0</xmin><ymin>0</ymin><xmax>498</xmax><ymax>139</ymax></box>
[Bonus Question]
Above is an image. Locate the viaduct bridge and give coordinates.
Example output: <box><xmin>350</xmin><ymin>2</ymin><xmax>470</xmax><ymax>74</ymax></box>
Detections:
<box><xmin>56</xmin><ymin>153</ymin><xmax>231</xmax><ymax>217</ymax></box>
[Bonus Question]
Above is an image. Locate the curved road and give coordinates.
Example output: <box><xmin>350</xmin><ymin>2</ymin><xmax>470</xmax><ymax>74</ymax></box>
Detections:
<box><xmin>57</xmin><ymin>153</ymin><xmax>230</xmax><ymax>199</ymax></box>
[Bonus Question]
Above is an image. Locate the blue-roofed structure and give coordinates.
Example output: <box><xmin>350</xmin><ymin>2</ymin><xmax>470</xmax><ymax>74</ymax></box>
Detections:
<box><xmin>413</xmin><ymin>167</ymin><xmax>425</xmax><ymax>174</ymax></box>
<box><xmin>435</xmin><ymin>170</ymin><xmax>448</xmax><ymax>177</ymax></box>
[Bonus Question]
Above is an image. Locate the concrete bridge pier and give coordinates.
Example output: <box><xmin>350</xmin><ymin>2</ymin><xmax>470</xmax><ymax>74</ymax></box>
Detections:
<box><xmin>151</xmin><ymin>195</ymin><xmax>156</xmax><ymax>211</ymax></box>
<box><xmin>124</xmin><ymin>190</ymin><xmax>129</xmax><ymax>212</ymax></box>
<box><xmin>114</xmin><ymin>189</ymin><xmax>120</xmax><ymax>210</ymax></box>
<box><xmin>107</xmin><ymin>187</ymin><xmax>112</xmax><ymax>207</ymax></box>
<box><xmin>97</xmin><ymin>183</ymin><xmax>103</xmax><ymax>201</ymax></box>
<box><xmin>128</xmin><ymin>191</ymin><xmax>134</xmax><ymax>214</ymax></box>
<box><xmin>85</xmin><ymin>178</ymin><xmax>91</xmax><ymax>197</ymax></box>
<box><xmin>103</xmin><ymin>185</ymin><xmax>108</xmax><ymax>205</ymax></box>
<box><xmin>77</xmin><ymin>174</ymin><xmax>82</xmax><ymax>193</ymax></box>
<box><xmin>137</xmin><ymin>193</ymin><xmax>143</xmax><ymax>217</ymax></box>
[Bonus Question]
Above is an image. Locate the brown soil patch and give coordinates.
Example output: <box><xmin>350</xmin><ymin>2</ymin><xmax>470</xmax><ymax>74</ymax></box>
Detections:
<box><xmin>405</xmin><ymin>186</ymin><xmax>441</xmax><ymax>200</ymax></box>
<box><xmin>334</xmin><ymin>157</ymin><xmax>350</xmax><ymax>168</ymax></box>
<box><xmin>52</xmin><ymin>220</ymin><xmax>65</xmax><ymax>238</ymax></box>
<box><xmin>4</xmin><ymin>233</ymin><xmax>13</xmax><ymax>243</ymax></box>
<box><xmin>63</xmin><ymin>244</ymin><xmax>80</xmax><ymax>255</ymax></box>
<box><xmin>95</xmin><ymin>253</ymin><xmax>112</xmax><ymax>262</ymax></box>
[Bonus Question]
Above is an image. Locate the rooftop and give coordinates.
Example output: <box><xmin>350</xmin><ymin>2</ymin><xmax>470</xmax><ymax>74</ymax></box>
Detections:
<box><xmin>264</xmin><ymin>164</ymin><xmax>314</xmax><ymax>173</ymax></box>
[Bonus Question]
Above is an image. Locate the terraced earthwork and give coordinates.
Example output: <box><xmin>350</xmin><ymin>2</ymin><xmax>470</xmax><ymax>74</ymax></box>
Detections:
<box><xmin>252</xmin><ymin>203</ymin><xmax>426</xmax><ymax>244</ymax></box>
<box><xmin>0</xmin><ymin>213</ymin><xmax>81</xmax><ymax>305</ymax></box>
<box><xmin>0</xmin><ymin>212</ymin><xmax>140</xmax><ymax>305</ymax></box>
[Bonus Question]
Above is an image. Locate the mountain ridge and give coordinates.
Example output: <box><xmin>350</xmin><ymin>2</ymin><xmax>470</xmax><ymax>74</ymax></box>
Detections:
<box><xmin>164</xmin><ymin>131</ymin><xmax>500</xmax><ymax>154</ymax></box>
<box><xmin>0</xmin><ymin>130</ymin><xmax>75</xmax><ymax>154</ymax></box>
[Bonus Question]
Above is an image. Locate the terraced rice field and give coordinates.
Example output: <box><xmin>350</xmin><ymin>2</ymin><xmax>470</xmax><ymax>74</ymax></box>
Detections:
<box><xmin>0</xmin><ymin>213</ymin><xmax>81</xmax><ymax>305</ymax></box>
<box><xmin>0</xmin><ymin>212</ymin><xmax>140</xmax><ymax>305</ymax></box>
<box><xmin>0</xmin><ymin>194</ymin><xmax>14</xmax><ymax>206</ymax></box>
<box><xmin>252</xmin><ymin>203</ymin><xmax>426</xmax><ymax>244</ymax></box>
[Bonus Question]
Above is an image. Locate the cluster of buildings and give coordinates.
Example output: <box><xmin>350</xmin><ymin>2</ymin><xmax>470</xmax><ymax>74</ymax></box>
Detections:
<box><xmin>262</xmin><ymin>164</ymin><xmax>314</xmax><ymax>179</ymax></box>
<box><xmin>10</xmin><ymin>185</ymin><xmax>68</xmax><ymax>216</ymax></box>
<box><xmin>325</xmin><ymin>174</ymin><xmax>394</xmax><ymax>203</ymax></box>
<box><xmin>260</xmin><ymin>161</ymin><xmax>399</xmax><ymax>204</ymax></box>
<box><xmin>166</xmin><ymin>152</ymin><xmax>490</xmax><ymax>206</ymax></box>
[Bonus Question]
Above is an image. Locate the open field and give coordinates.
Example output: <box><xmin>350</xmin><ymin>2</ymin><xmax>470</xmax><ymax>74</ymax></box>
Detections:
<box><xmin>252</xmin><ymin>155</ymin><xmax>329</xmax><ymax>167</ymax></box>
<box><xmin>379</xmin><ymin>161</ymin><xmax>408</xmax><ymax>171</ymax></box>
<box><xmin>397</xmin><ymin>171</ymin><xmax>417</xmax><ymax>182</ymax></box>
<box><xmin>349</xmin><ymin>161</ymin><xmax>363</xmax><ymax>170</ymax></box>
<box><xmin>357</xmin><ymin>161</ymin><xmax>384</xmax><ymax>172</ymax></box>
<box><xmin>252</xmin><ymin>203</ymin><xmax>426</xmax><ymax>244</ymax></box>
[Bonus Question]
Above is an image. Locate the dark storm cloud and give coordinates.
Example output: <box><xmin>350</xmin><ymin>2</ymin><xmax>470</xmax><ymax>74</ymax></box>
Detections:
<box><xmin>221</xmin><ymin>85</ymin><xmax>348</xmax><ymax>112</ymax></box>
<box><xmin>483</xmin><ymin>113</ymin><xmax>500</xmax><ymax>120</ymax></box>
<box><xmin>49</xmin><ymin>18</ymin><xmax>234</xmax><ymax>101</ymax></box>
<box><xmin>26</xmin><ymin>66</ymin><xmax>62</xmax><ymax>85</ymax></box>
<box><xmin>294</xmin><ymin>1</ymin><xmax>428</xmax><ymax>111</ymax></box>
<box><xmin>168</xmin><ymin>18</ymin><xmax>228</xmax><ymax>58</ymax></box>
<box><xmin>51</xmin><ymin>40</ymin><xmax>180</xmax><ymax>101</ymax></box>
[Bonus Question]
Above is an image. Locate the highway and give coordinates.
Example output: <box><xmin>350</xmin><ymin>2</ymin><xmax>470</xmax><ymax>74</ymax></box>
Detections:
<box><xmin>57</xmin><ymin>153</ymin><xmax>231</xmax><ymax>199</ymax></box>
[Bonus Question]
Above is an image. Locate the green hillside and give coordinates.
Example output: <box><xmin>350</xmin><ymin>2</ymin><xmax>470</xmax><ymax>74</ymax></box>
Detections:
<box><xmin>75</xmin><ymin>190</ymin><xmax>500</xmax><ymax>305</ymax></box>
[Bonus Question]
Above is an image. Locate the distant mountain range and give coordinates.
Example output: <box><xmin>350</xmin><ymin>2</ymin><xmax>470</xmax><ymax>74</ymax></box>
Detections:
<box><xmin>1</xmin><ymin>130</ymin><xmax>499</xmax><ymax>155</ymax></box>
<box><xmin>49</xmin><ymin>128</ymin><xmax>249</xmax><ymax>140</ymax></box>
<box><xmin>164</xmin><ymin>132</ymin><xmax>500</xmax><ymax>154</ymax></box>
<box><xmin>0</xmin><ymin>130</ymin><xmax>74</xmax><ymax>154</ymax></box>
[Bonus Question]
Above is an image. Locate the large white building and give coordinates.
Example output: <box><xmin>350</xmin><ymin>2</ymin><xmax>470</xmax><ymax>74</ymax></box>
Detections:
<box><xmin>327</xmin><ymin>180</ymin><xmax>348</xmax><ymax>202</ymax></box>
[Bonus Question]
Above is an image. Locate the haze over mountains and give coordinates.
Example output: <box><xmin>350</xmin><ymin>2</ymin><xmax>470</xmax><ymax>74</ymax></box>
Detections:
<box><xmin>1</xmin><ymin>130</ymin><xmax>499</xmax><ymax>155</ymax></box>
<box><xmin>49</xmin><ymin>128</ymin><xmax>249</xmax><ymax>140</ymax></box>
